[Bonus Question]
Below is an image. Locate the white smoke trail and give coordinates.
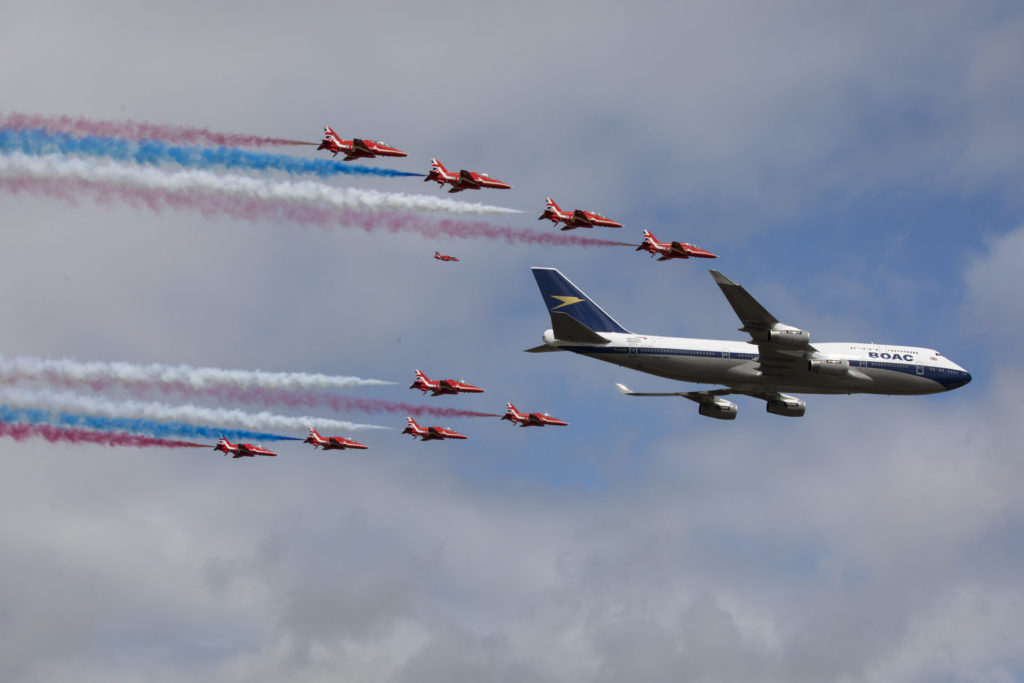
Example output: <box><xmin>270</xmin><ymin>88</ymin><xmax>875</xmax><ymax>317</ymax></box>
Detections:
<box><xmin>0</xmin><ymin>353</ymin><xmax>393</xmax><ymax>392</ymax></box>
<box><xmin>0</xmin><ymin>152</ymin><xmax>522</xmax><ymax>215</ymax></box>
<box><xmin>0</xmin><ymin>388</ymin><xmax>390</xmax><ymax>433</ymax></box>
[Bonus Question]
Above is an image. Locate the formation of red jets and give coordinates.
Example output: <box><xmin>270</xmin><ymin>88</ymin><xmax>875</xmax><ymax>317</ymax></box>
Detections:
<box><xmin>314</xmin><ymin>125</ymin><xmax>716</xmax><ymax>263</ymax></box>
<box><xmin>204</xmin><ymin>126</ymin><xmax>719</xmax><ymax>460</ymax></box>
<box><xmin>212</xmin><ymin>368</ymin><xmax>571</xmax><ymax>457</ymax></box>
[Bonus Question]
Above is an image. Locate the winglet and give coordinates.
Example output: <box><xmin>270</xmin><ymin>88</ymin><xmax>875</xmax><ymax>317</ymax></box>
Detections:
<box><xmin>616</xmin><ymin>383</ymin><xmax>635</xmax><ymax>395</ymax></box>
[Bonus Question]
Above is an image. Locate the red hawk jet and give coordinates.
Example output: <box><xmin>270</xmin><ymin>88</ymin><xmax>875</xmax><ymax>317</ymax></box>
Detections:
<box><xmin>316</xmin><ymin>125</ymin><xmax>407</xmax><ymax>161</ymax></box>
<box><xmin>401</xmin><ymin>417</ymin><xmax>468</xmax><ymax>441</ymax></box>
<box><xmin>423</xmin><ymin>158</ymin><xmax>511</xmax><ymax>193</ymax></box>
<box><xmin>538</xmin><ymin>197</ymin><xmax>623</xmax><ymax>231</ymax></box>
<box><xmin>303</xmin><ymin>428</ymin><xmax>368</xmax><ymax>451</ymax></box>
<box><xmin>434</xmin><ymin>251</ymin><xmax>460</xmax><ymax>262</ymax></box>
<box><xmin>500</xmin><ymin>402</ymin><xmax>569</xmax><ymax>427</ymax></box>
<box><xmin>213</xmin><ymin>438</ymin><xmax>277</xmax><ymax>458</ymax></box>
<box><xmin>409</xmin><ymin>369</ymin><xmax>484</xmax><ymax>396</ymax></box>
<box><xmin>636</xmin><ymin>229</ymin><xmax>717</xmax><ymax>260</ymax></box>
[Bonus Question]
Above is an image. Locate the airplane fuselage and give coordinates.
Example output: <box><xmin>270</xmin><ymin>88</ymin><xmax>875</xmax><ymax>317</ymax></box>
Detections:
<box><xmin>539</xmin><ymin>329</ymin><xmax>971</xmax><ymax>395</ymax></box>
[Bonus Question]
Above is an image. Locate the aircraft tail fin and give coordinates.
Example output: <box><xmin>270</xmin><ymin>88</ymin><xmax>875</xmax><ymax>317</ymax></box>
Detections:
<box><xmin>531</xmin><ymin>267</ymin><xmax>630</xmax><ymax>335</ymax></box>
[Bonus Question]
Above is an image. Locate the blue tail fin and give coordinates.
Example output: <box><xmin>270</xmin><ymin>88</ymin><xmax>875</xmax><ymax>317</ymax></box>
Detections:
<box><xmin>531</xmin><ymin>267</ymin><xmax>630</xmax><ymax>334</ymax></box>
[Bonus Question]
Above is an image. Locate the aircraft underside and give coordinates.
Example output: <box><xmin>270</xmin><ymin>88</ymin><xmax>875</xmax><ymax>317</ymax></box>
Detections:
<box><xmin>570</xmin><ymin>346</ymin><xmax>948</xmax><ymax>396</ymax></box>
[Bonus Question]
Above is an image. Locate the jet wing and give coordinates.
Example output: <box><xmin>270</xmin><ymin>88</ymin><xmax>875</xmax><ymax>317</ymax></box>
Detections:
<box><xmin>708</xmin><ymin>270</ymin><xmax>815</xmax><ymax>376</ymax></box>
<box><xmin>668</xmin><ymin>242</ymin><xmax>690</xmax><ymax>258</ymax></box>
<box><xmin>572</xmin><ymin>209</ymin><xmax>594</xmax><ymax>226</ymax></box>
<box><xmin>616</xmin><ymin>383</ymin><xmax>734</xmax><ymax>402</ymax></box>
<box><xmin>458</xmin><ymin>170</ymin><xmax>482</xmax><ymax>188</ymax></box>
<box><xmin>352</xmin><ymin>138</ymin><xmax>374</xmax><ymax>155</ymax></box>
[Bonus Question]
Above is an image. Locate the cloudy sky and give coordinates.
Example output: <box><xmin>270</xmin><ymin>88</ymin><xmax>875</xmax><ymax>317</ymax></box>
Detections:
<box><xmin>2</xmin><ymin>1</ymin><xmax>1023</xmax><ymax>680</ymax></box>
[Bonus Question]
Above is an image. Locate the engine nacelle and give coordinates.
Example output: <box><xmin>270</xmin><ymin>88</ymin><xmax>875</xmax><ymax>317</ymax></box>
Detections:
<box><xmin>698</xmin><ymin>398</ymin><xmax>738</xmax><ymax>420</ymax></box>
<box><xmin>750</xmin><ymin>326</ymin><xmax>810</xmax><ymax>347</ymax></box>
<box><xmin>807</xmin><ymin>358</ymin><xmax>849</xmax><ymax>376</ymax></box>
<box><xmin>766</xmin><ymin>395</ymin><xmax>806</xmax><ymax>417</ymax></box>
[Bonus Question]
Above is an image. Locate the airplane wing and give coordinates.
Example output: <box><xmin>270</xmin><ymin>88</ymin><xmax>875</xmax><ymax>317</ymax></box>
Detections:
<box><xmin>616</xmin><ymin>383</ymin><xmax>734</xmax><ymax>402</ymax></box>
<box><xmin>427</xmin><ymin>427</ymin><xmax>444</xmax><ymax>438</ymax></box>
<box><xmin>458</xmin><ymin>170</ymin><xmax>481</xmax><ymax>188</ymax></box>
<box><xmin>572</xmin><ymin>209</ymin><xmax>593</xmax><ymax>226</ymax></box>
<box><xmin>352</xmin><ymin>138</ymin><xmax>374</xmax><ymax>155</ymax></box>
<box><xmin>709</xmin><ymin>270</ymin><xmax>814</xmax><ymax>376</ymax></box>
<box><xmin>668</xmin><ymin>242</ymin><xmax>690</xmax><ymax>258</ymax></box>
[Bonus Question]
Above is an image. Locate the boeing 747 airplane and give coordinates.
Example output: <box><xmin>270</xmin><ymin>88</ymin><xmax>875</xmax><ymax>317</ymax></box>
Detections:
<box><xmin>527</xmin><ymin>268</ymin><xmax>971</xmax><ymax>419</ymax></box>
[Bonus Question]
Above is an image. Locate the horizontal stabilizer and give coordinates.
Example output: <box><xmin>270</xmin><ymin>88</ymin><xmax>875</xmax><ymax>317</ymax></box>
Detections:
<box><xmin>525</xmin><ymin>344</ymin><xmax>561</xmax><ymax>353</ymax></box>
<box><xmin>551</xmin><ymin>312</ymin><xmax>609</xmax><ymax>344</ymax></box>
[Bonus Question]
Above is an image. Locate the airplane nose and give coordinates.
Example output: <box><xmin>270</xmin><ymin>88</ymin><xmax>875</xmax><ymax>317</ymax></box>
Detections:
<box><xmin>945</xmin><ymin>372</ymin><xmax>972</xmax><ymax>391</ymax></box>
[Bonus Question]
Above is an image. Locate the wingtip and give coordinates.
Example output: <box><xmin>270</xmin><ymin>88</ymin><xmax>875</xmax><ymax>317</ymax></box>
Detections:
<box><xmin>708</xmin><ymin>269</ymin><xmax>733</xmax><ymax>285</ymax></box>
<box><xmin>615</xmin><ymin>383</ymin><xmax>633</xmax><ymax>395</ymax></box>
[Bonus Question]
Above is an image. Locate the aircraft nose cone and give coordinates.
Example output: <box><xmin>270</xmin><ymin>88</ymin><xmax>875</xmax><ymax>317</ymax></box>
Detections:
<box><xmin>945</xmin><ymin>372</ymin><xmax>972</xmax><ymax>391</ymax></box>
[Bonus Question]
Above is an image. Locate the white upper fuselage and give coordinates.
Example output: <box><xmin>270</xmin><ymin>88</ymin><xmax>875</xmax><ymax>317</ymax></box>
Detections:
<box><xmin>541</xmin><ymin>330</ymin><xmax>971</xmax><ymax>395</ymax></box>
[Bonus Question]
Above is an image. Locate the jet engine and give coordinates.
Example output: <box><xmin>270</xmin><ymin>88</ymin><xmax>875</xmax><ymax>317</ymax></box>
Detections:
<box><xmin>750</xmin><ymin>325</ymin><xmax>810</xmax><ymax>347</ymax></box>
<box><xmin>766</xmin><ymin>395</ymin><xmax>806</xmax><ymax>417</ymax></box>
<box><xmin>807</xmin><ymin>358</ymin><xmax>850</xmax><ymax>376</ymax></box>
<box><xmin>698</xmin><ymin>397</ymin><xmax>738</xmax><ymax>420</ymax></box>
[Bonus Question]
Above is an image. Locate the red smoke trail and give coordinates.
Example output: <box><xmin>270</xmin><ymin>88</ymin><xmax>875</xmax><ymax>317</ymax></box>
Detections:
<box><xmin>2</xmin><ymin>374</ymin><xmax>501</xmax><ymax>418</ymax></box>
<box><xmin>0</xmin><ymin>175</ymin><xmax>636</xmax><ymax>247</ymax></box>
<box><xmin>0</xmin><ymin>421</ymin><xmax>207</xmax><ymax>448</ymax></box>
<box><xmin>0</xmin><ymin>111</ymin><xmax>313</xmax><ymax>147</ymax></box>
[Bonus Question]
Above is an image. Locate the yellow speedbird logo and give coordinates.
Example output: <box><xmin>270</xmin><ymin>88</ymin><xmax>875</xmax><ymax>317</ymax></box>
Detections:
<box><xmin>551</xmin><ymin>295</ymin><xmax>585</xmax><ymax>310</ymax></box>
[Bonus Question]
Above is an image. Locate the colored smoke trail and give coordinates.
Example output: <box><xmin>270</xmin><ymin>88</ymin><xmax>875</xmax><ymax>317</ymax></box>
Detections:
<box><xmin>0</xmin><ymin>164</ymin><xmax>634</xmax><ymax>248</ymax></box>
<box><xmin>0</xmin><ymin>110</ymin><xmax>314</xmax><ymax>148</ymax></box>
<box><xmin>0</xmin><ymin>353</ymin><xmax>394</xmax><ymax>393</ymax></box>
<box><xmin>0</xmin><ymin>354</ymin><xmax>498</xmax><ymax>419</ymax></box>
<box><xmin>0</xmin><ymin>128</ymin><xmax>423</xmax><ymax>180</ymax></box>
<box><xmin>0</xmin><ymin>388</ymin><xmax>390</xmax><ymax>433</ymax></box>
<box><xmin>0</xmin><ymin>421</ymin><xmax>206</xmax><ymax>449</ymax></box>
<box><xmin>0</xmin><ymin>152</ymin><xmax>520</xmax><ymax>215</ymax></box>
<box><xmin>164</xmin><ymin>388</ymin><xmax>503</xmax><ymax>419</ymax></box>
<box><xmin>0</xmin><ymin>405</ymin><xmax>299</xmax><ymax>443</ymax></box>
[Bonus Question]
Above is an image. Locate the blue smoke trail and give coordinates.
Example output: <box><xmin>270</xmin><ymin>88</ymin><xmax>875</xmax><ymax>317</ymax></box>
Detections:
<box><xmin>0</xmin><ymin>128</ymin><xmax>423</xmax><ymax>179</ymax></box>
<box><xmin>0</xmin><ymin>405</ymin><xmax>301</xmax><ymax>442</ymax></box>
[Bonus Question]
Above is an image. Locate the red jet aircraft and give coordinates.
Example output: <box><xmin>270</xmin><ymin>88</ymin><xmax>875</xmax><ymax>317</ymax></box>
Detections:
<box><xmin>434</xmin><ymin>251</ymin><xmax>460</xmax><ymax>262</ymax></box>
<box><xmin>316</xmin><ymin>125</ymin><xmax>407</xmax><ymax>161</ymax></box>
<box><xmin>636</xmin><ymin>229</ymin><xmax>717</xmax><ymax>260</ymax></box>
<box><xmin>213</xmin><ymin>438</ymin><xmax>278</xmax><ymax>458</ymax></box>
<box><xmin>538</xmin><ymin>197</ymin><xmax>623</xmax><ymax>231</ymax></box>
<box><xmin>410</xmin><ymin>369</ymin><xmax>484</xmax><ymax>396</ymax></box>
<box><xmin>501</xmin><ymin>402</ymin><xmax>569</xmax><ymax>427</ymax></box>
<box><xmin>303</xmin><ymin>428</ymin><xmax>368</xmax><ymax>451</ymax></box>
<box><xmin>401</xmin><ymin>417</ymin><xmax>468</xmax><ymax>441</ymax></box>
<box><xmin>423</xmin><ymin>158</ymin><xmax>511</xmax><ymax>193</ymax></box>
